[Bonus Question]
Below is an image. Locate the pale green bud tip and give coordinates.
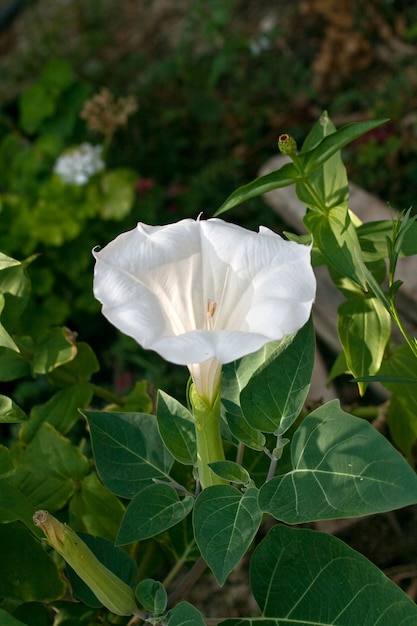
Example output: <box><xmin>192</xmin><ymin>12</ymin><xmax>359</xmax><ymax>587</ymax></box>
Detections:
<box><xmin>278</xmin><ymin>133</ymin><xmax>297</xmax><ymax>156</ymax></box>
<box><xmin>33</xmin><ymin>510</ymin><xmax>137</xmax><ymax>616</ymax></box>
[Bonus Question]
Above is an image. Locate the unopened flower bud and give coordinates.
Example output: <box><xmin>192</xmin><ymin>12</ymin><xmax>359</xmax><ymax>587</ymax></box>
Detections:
<box><xmin>278</xmin><ymin>134</ymin><xmax>297</xmax><ymax>156</ymax></box>
<box><xmin>33</xmin><ymin>510</ymin><xmax>137</xmax><ymax>616</ymax></box>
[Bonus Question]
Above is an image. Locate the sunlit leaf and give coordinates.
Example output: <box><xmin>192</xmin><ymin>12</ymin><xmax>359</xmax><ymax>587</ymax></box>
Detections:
<box><xmin>259</xmin><ymin>400</ymin><xmax>417</xmax><ymax>523</ymax></box>
<box><xmin>304</xmin><ymin>206</ymin><xmax>367</xmax><ymax>288</ymax></box>
<box><xmin>338</xmin><ymin>295</ymin><xmax>391</xmax><ymax>395</ymax></box>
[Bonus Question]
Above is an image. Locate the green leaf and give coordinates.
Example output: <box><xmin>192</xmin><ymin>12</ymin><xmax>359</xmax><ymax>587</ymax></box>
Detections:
<box><xmin>241</xmin><ymin>319</ymin><xmax>315</xmax><ymax>435</ymax></box>
<box><xmin>8</xmin><ymin>603</ymin><xmax>47</xmax><ymax>626</ymax></box>
<box><xmin>0</xmin><ymin>252</ymin><xmax>20</xmax><ymax>270</ymax></box>
<box><xmin>117</xmin><ymin>483</ymin><xmax>194</xmax><ymax>544</ymax></box>
<box><xmin>166</xmin><ymin>601</ymin><xmax>206</xmax><ymax>626</ymax></box>
<box><xmin>47</xmin><ymin>342</ymin><xmax>99</xmax><ymax>385</ymax></box>
<box><xmin>304</xmin><ymin>205</ymin><xmax>367</xmax><ymax>288</ymax></box>
<box><xmin>356</xmin><ymin>219</ymin><xmax>417</xmax><ymax>262</ymax></box>
<box><xmin>13</xmin><ymin>422</ymin><xmax>89</xmax><ymax>511</ymax></box>
<box><xmin>244</xmin><ymin>525</ymin><xmax>417</xmax><ymax>625</ymax></box>
<box><xmin>0</xmin><ymin>522</ymin><xmax>66</xmax><ymax>602</ymax></box>
<box><xmin>156</xmin><ymin>390</ymin><xmax>196</xmax><ymax>465</ymax></box>
<box><xmin>194</xmin><ymin>485</ymin><xmax>262</xmax><ymax>585</ymax></box>
<box><xmin>69</xmin><ymin>472</ymin><xmax>125</xmax><ymax>542</ymax></box>
<box><xmin>379</xmin><ymin>344</ymin><xmax>417</xmax><ymax>458</ymax></box>
<box><xmin>0</xmin><ymin>348</ymin><xmax>30</xmax><ymax>381</ymax></box>
<box><xmin>19</xmin><ymin>383</ymin><xmax>93</xmax><ymax>444</ymax></box>
<box><xmin>0</xmin><ymin>609</ymin><xmax>29</xmax><ymax>626</ymax></box>
<box><xmin>31</xmin><ymin>327</ymin><xmax>77</xmax><ymax>374</ymax></box>
<box><xmin>0</xmin><ymin>478</ymin><xmax>37</xmax><ymax>527</ymax></box>
<box><xmin>136</xmin><ymin>579</ymin><xmax>167</xmax><ymax>615</ymax></box>
<box><xmin>259</xmin><ymin>400</ymin><xmax>417</xmax><ymax>523</ymax></box>
<box><xmin>121</xmin><ymin>380</ymin><xmax>153</xmax><ymax>413</ymax></box>
<box><xmin>222</xmin><ymin>340</ymin><xmax>294</xmax><ymax>450</ymax></box>
<box><xmin>20</xmin><ymin>383</ymin><xmax>92</xmax><ymax>444</ymax></box>
<box><xmin>0</xmin><ymin>444</ymin><xmax>14</xmax><ymax>476</ymax></box>
<box><xmin>19</xmin><ymin>83</ymin><xmax>55</xmax><ymax>134</ymax></box>
<box><xmin>296</xmin><ymin>112</ymin><xmax>349</xmax><ymax>213</ymax></box>
<box><xmin>0</xmin><ymin>294</ymin><xmax>19</xmax><ymax>351</ymax></box>
<box><xmin>208</xmin><ymin>460</ymin><xmax>250</xmax><ymax>485</ymax></box>
<box><xmin>0</xmin><ymin>395</ymin><xmax>27</xmax><ymax>423</ymax></box>
<box><xmin>84</xmin><ymin>410</ymin><xmax>174</xmax><ymax>498</ymax></box>
<box><xmin>338</xmin><ymin>296</ymin><xmax>391</xmax><ymax>395</ymax></box>
<box><xmin>215</xmin><ymin>161</ymin><xmax>300</xmax><ymax>216</ymax></box>
<box><xmin>99</xmin><ymin>169</ymin><xmax>137</xmax><ymax>220</ymax></box>
<box><xmin>215</xmin><ymin>116</ymin><xmax>387</xmax><ymax>216</ymax></box>
<box><xmin>297</xmin><ymin>116</ymin><xmax>389</xmax><ymax>174</ymax></box>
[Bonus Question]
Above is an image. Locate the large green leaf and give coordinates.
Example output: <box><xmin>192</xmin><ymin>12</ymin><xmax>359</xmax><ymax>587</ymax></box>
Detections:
<box><xmin>338</xmin><ymin>295</ymin><xmax>391</xmax><ymax>395</ymax></box>
<box><xmin>84</xmin><ymin>411</ymin><xmax>174</xmax><ymax>498</ymax></box>
<box><xmin>240</xmin><ymin>319</ymin><xmax>315</xmax><ymax>435</ymax></box>
<box><xmin>156</xmin><ymin>390</ymin><xmax>196</xmax><ymax>465</ymax></box>
<box><xmin>220</xmin><ymin>525</ymin><xmax>417</xmax><ymax>625</ymax></box>
<box><xmin>259</xmin><ymin>400</ymin><xmax>417</xmax><ymax>523</ymax></box>
<box><xmin>194</xmin><ymin>485</ymin><xmax>262</xmax><ymax>585</ymax></box>
<box><xmin>0</xmin><ymin>522</ymin><xmax>66</xmax><ymax>602</ymax></box>
<box><xmin>117</xmin><ymin>483</ymin><xmax>194</xmax><ymax>544</ymax></box>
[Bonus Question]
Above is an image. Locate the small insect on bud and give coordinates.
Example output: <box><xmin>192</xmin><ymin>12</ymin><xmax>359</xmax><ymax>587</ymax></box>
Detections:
<box><xmin>33</xmin><ymin>510</ymin><xmax>137</xmax><ymax>616</ymax></box>
<box><xmin>278</xmin><ymin>133</ymin><xmax>298</xmax><ymax>156</ymax></box>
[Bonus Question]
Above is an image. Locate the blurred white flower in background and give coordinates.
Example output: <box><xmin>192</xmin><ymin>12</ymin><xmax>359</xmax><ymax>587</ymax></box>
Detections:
<box><xmin>53</xmin><ymin>143</ymin><xmax>105</xmax><ymax>185</ymax></box>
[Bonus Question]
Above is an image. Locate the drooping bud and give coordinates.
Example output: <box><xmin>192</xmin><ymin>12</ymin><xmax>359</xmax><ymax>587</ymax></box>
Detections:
<box><xmin>278</xmin><ymin>133</ymin><xmax>297</xmax><ymax>156</ymax></box>
<box><xmin>33</xmin><ymin>510</ymin><xmax>137</xmax><ymax>616</ymax></box>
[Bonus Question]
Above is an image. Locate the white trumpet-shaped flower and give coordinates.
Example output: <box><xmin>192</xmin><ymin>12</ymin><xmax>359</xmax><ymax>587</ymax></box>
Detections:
<box><xmin>93</xmin><ymin>218</ymin><xmax>316</xmax><ymax>405</ymax></box>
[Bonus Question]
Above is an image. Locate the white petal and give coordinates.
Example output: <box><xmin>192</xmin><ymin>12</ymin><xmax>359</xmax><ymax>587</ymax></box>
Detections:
<box><xmin>93</xmin><ymin>218</ymin><xmax>316</xmax><ymax>366</ymax></box>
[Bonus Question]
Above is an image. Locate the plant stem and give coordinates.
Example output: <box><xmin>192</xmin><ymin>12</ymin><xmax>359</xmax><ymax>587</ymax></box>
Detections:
<box><xmin>167</xmin><ymin>557</ymin><xmax>208</xmax><ymax>609</ymax></box>
<box><xmin>190</xmin><ymin>387</ymin><xmax>226</xmax><ymax>489</ymax></box>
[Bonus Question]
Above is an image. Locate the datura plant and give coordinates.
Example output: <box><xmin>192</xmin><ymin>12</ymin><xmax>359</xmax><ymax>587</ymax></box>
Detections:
<box><xmin>3</xmin><ymin>112</ymin><xmax>417</xmax><ymax>626</ymax></box>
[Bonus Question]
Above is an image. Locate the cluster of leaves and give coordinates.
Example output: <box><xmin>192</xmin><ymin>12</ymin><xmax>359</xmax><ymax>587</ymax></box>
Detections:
<box><xmin>0</xmin><ymin>59</ymin><xmax>142</xmax><ymax>340</ymax></box>
<box><xmin>2</xmin><ymin>113</ymin><xmax>417</xmax><ymax>625</ymax></box>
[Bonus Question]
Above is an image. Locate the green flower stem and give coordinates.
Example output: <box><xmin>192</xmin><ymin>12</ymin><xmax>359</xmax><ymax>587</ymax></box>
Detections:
<box><xmin>190</xmin><ymin>386</ymin><xmax>226</xmax><ymax>489</ymax></box>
